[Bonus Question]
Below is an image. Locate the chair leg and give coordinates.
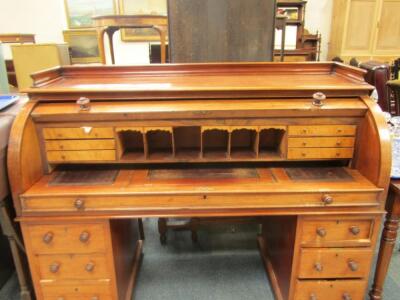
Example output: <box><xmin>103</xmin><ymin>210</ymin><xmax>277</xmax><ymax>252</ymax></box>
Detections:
<box><xmin>138</xmin><ymin>218</ymin><xmax>145</xmax><ymax>240</ymax></box>
<box><xmin>158</xmin><ymin>218</ymin><xmax>167</xmax><ymax>245</ymax></box>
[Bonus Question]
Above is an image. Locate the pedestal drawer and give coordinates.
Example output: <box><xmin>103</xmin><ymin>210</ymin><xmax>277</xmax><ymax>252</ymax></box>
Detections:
<box><xmin>38</xmin><ymin>254</ymin><xmax>109</xmax><ymax>280</ymax></box>
<box><xmin>28</xmin><ymin>223</ymin><xmax>107</xmax><ymax>254</ymax></box>
<box><xmin>41</xmin><ymin>282</ymin><xmax>112</xmax><ymax>300</ymax></box>
<box><xmin>294</xmin><ymin>279</ymin><xmax>367</xmax><ymax>300</ymax></box>
<box><xmin>297</xmin><ymin>248</ymin><xmax>373</xmax><ymax>279</ymax></box>
<box><xmin>300</xmin><ymin>218</ymin><xmax>374</xmax><ymax>247</ymax></box>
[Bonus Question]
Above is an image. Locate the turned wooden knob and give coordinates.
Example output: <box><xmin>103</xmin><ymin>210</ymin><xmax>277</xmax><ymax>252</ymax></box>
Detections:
<box><xmin>322</xmin><ymin>194</ymin><xmax>333</xmax><ymax>205</ymax></box>
<box><xmin>91</xmin><ymin>297</ymin><xmax>99</xmax><ymax>300</ymax></box>
<box><xmin>85</xmin><ymin>262</ymin><xmax>95</xmax><ymax>272</ymax></box>
<box><xmin>42</xmin><ymin>232</ymin><xmax>54</xmax><ymax>244</ymax></box>
<box><xmin>310</xmin><ymin>294</ymin><xmax>317</xmax><ymax>300</ymax></box>
<box><xmin>74</xmin><ymin>198</ymin><xmax>85</xmax><ymax>210</ymax></box>
<box><xmin>80</xmin><ymin>231</ymin><xmax>91</xmax><ymax>243</ymax></box>
<box><xmin>312</xmin><ymin>92</ymin><xmax>326</xmax><ymax>107</ymax></box>
<box><xmin>316</xmin><ymin>227</ymin><xmax>327</xmax><ymax>237</ymax></box>
<box><xmin>49</xmin><ymin>262</ymin><xmax>60</xmax><ymax>273</ymax></box>
<box><xmin>314</xmin><ymin>262</ymin><xmax>323</xmax><ymax>272</ymax></box>
<box><xmin>349</xmin><ymin>226</ymin><xmax>360</xmax><ymax>235</ymax></box>
<box><xmin>77</xmin><ymin>97</ymin><xmax>90</xmax><ymax>111</ymax></box>
<box><xmin>348</xmin><ymin>260</ymin><xmax>358</xmax><ymax>271</ymax></box>
<box><xmin>342</xmin><ymin>293</ymin><xmax>352</xmax><ymax>300</ymax></box>
<box><xmin>57</xmin><ymin>297</ymin><xmax>65</xmax><ymax>300</ymax></box>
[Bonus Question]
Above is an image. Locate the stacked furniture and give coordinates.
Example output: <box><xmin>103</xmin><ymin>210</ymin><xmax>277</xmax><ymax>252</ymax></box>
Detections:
<box><xmin>8</xmin><ymin>62</ymin><xmax>390</xmax><ymax>299</ymax></box>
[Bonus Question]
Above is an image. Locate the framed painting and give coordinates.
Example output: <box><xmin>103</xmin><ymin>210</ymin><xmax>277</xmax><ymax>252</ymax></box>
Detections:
<box><xmin>64</xmin><ymin>0</ymin><xmax>116</xmax><ymax>29</ymax></box>
<box><xmin>63</xmin><ymin>30</ymin><xmax>101</xmax><ymax>64</ymax></box>
<box><xmin>118</xmin><ymin>0</ymin><xmax>167</xmax><ymax>42</ymax></box>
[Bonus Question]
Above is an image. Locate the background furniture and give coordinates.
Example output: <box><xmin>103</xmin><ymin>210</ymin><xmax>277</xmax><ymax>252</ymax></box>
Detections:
<box><xmin>167</xmin><ymin>0</ymin><xmax>276</xmax><ymax>62</ymax></box>
<box><xmin>0</xmin><ymin>43</ymin><xmax>8</xmax><ymax>93</ymax></box>
<box><xmin>369</xmin><ymin>180</ymin><xmax>400</xmax><ymax>300</ymax></box>
<box><xmin>93</xmin><ymin>15</ymin><xmax>168</xmax><ymax>64</ymax></box>
<box><xmin>11</xmin><ymin>44</ymin><xmax>70</xmax><ymax>90</ymax></box>
<box><xmin>387</xmin><ymin>80</ymin><xmax>400</xmax><ymax>116</ymax></box>
<box><xmin>329</xmin><ymin>0</ymin><xmax>400</xmax><ymax>63</ymax></box>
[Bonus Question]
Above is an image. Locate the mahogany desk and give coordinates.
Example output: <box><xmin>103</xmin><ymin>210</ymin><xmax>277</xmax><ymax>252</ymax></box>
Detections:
<box><xmin>369</xmin><ymin>180</ymin><xmax>400</xmax><ymax>300</ymax></box>
<box><xmin>93</xmin><ymin>15</ymin><xmax>168</xmax><ymax>64</ymax></box>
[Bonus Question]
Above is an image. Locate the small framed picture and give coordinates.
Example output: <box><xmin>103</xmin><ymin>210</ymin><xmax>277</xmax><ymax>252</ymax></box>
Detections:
<box><xmin>118</xmin><ymin>0</ymin><xmax>167</xmax><ymax>42</ymax></box>
<box><xmin>63</xmin><ymin>30</ymin><xmax>101</xmax><ymax>64</ymax></box>
<box><xmin>64</xmin><ymin>0</ymin><xmax>116</xmax><ymax>29</ymax></box>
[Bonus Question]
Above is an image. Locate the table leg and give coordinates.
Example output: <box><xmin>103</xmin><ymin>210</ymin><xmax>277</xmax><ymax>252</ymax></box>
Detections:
<box><xmin>369</xmin><ymin>193</ymin><xmax>400</xmax><ymax>300</ymax></box>
<box><xmin>106</xmin><ymin>28</ymin><xmax>117</xmax><ymax>65</ymax></box>
<box><xmin>96</xmin><ymin>28</ymin><xmax>107</xmax><ymax>64</ymax></box>
<box><xmin>154</xmin><ymin>26</ymin><xmax>167</xmax><ymax>64</ymax></box>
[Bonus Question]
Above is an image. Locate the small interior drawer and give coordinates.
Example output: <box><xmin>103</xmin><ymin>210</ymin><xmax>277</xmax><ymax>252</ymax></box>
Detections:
<box><xmin>300</xmin><ymin>218</ymin><xmax>374</xmax><ymax>247</ymax></box>
<box><xmin>45</xmin><ymin>139</ymin><xmax>115</xmax><ymax>151</ymax></box>
<box><xmin>288</xmin><ymin>137</ymin><xmax>355</xmax><ymax>148</ymax></box>
<box><xmin>28</xmin><ymin>223</ymin><xmax>107</xmax><ymax>254</ymax></box>
<box><xmin>43</xmin><ymin>127</ymin><xmax>114</xmax><ymax>140</ymax></box>
<box><xmin>288</xmin><ymin>125</ymin><xmax>356</xmax><ymax>136</ymax></box>
<box><xmin>294</xmin><ymin>279</ymin><xmax>367</xmax><ymax>300</ymax></box>
<box><xmin>46</xmin><ymin>150</ymin><xmax>116</xmax><ymax>162</ymax></box>
<box><xmin>287</xmin><ymin>148</ymin><xmax>354</xmax><ymax>159</ymax></box>
<box><xmin>297</xmin><ymin>248</ymin><xmax>373</xmax><ymax>279</ymax></box>
<box><xmin>38</xmin><ymin>254</ymin><xmax>109</xmax><ymax>280</ymax></box>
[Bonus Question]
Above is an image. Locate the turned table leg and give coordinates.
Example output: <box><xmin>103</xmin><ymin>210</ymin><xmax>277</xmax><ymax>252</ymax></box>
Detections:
<box><xmin>369</xmin><ymin>186</ymin><xmax>400</xmax><ymax>300</ymax></box>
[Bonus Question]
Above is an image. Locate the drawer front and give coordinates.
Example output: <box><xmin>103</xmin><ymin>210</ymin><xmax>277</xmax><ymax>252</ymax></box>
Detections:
<box><xmin>288</xmin><ymin>125</ymin><xmax>356</xmax><ymax>136</ymax></box>
<box><xmin>301</xmin><ymin>218</ymin><xmax>374</xmax><ymax>247</ymax></box>
<box><xmin>28</xmin><ymin>223</ymin><xmax>107</xmax><ymax>254</ymax></box>
<box><xmin>38</xmin><ymin>254</ymin><xmax>109</xmax><ymax>280</ymax></box>
<box><xmin>45</xmin><ymin>139</ymin><xmax>115</xmax><ymax>151</ymax></box>
<box><xmin>42</xmin><ymin>282</ymin><xmax>112</xmax><ymax>300</ymax></box>
<box><xmin>288</xmin><ymin>137</ymin><xmax>355</xmax><ymax>148</ymax></box>
<box><xmin>287</xmin><ymin>148</ymin><xmax>354</xmax><ymax>159</ymax></box>
<box><xmin>46</xmin><ymin>150</ymin><xmax>116</xmax><ymax>162</ymax></box>
<box><xmin>21</xmin><ymin>192</ymin><xmax>379</xmax><ymax>214</ymax></box>
<box><xmin>298</xmin><ymin>248</ymin><xmax>373</xmax><ymax>279</ymax></box>
<box><xmin>43</xmin><ymin>127</ymin><xmax>114</xmax><ymax>140</ymax></box>
<box><xmin>294</xmin><ymin>279</ymin><xmax>367</xmax><ymax>300</ymax></box>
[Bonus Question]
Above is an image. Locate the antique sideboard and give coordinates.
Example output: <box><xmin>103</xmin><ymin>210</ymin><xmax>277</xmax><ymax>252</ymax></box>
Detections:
<box><xmin>8</xmin><ymin>62</ymin><xmax>391</xmax><ymax>300</ymax></box>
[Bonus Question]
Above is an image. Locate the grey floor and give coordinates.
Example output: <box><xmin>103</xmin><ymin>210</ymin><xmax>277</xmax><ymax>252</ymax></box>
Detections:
<box><xmin>1</xmin><ymin>219</ymin><xmax>399</xmax><ymax>300</ymax></box>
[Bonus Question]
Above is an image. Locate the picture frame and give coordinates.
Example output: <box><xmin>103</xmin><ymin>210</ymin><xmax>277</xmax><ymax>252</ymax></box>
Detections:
<box><xmin>64</xmin><ymin>0</ymin><xmax>116</xmax><ymax>29</ymax></box>
<box><xmin>118</xmin><ymin>0</ymin><xmax>167</xmax><ymax>42</ymax></box>
<box><xmin>63</xmin><ymin>30</ymin><xmax>102</xmax><ymax>64</ymax></box>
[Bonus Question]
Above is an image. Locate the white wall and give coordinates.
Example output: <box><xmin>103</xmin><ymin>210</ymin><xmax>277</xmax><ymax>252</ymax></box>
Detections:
<box><xmin>0</xmin><ymin>0</ymin><xmax>333</xmax><ymax>63</ymax></box>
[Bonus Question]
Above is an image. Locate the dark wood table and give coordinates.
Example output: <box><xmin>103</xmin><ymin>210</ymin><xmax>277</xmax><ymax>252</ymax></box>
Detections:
<box><xmin>369</xmin><ymin>179</ymin><xmax>400</xmax><ymax>299</ymax></box>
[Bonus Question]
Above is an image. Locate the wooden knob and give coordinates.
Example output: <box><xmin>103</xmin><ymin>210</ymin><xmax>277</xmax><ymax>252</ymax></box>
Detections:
<box><xmin>91</xmin><ymin>297</ymin><xmax>99</xmax><ymax>300</ymax></box>
<box><xmin>336</xmin><ymin>141</ymin><xmax>342</xmax><ymax>146</ymax></box>
<box><xmin>302</xmin><ymin>142</ymin><xmax>307</xmax><ymax>146</ymax></box>
<box><xmin>57</xmin><ymin>297</ymin><xmax>65</xmax><ymax>300</ymax></box>
<box><xmin>322</xmin><ymin>194</ymin><xmax>333</xmax><ymax>205</ymax></box>
<box><xmin>49</xmin><ymin>262</ymin><xmax>60</xmax><ymax>273</ymax></box>
<box><xmin>316</xmin><ymin>227</ymin><xmax>327</xmax><ymax>237</ymax></box>
<box><xmin>314</xmin><ymin>262</ymin><xmax>323</xmax><ymax>272</ymax></box>
<box><xmin>302</xmin><ymin>129</ymin><xmax>308</xmax><ymax>134</ymax></box>
<box><xmin>74</xmin><ymin>198</ymin><xmax>85</xmax><ymax>210</ymax></box>
<box><xmin>349</xmin><ymin>226</ymin><xmax>360</xmax><ymax>235</ymax></box>
<box><xmin>77</xmin><ymin>97</ymin><xmax>90</xmax><ymax>111</ymax></box>
<box><xmin>310</xmin><ymin>294</ymin><xmax>317</xmax><ymax>300</ymax></box>
<box><xmin>312</xmin><ymin>92</ymin><xmax>326</xmax><ymax>107</ymax></box>
<box><xmin>85</xmin><ymin>262</ymin><xmax>95</xmax><ymax>272</ymax></box>
<box><xmin>42</xmin><ymin>232</ymin><xmax>54</xmax><ymax>244</ymax></box>
<box><xmin>80</xmin><ymin>231</ymin><xmax>91</xmax><ymax>243</ymax></box>
<box><xmin>342</xmin><ymin>293</ymin><xmax>352</xmax><ymax>300</ymax></box>
<box><xmin>348</xmin><ymin>260</ymin><xmax>358</xmax><ymax>271</ymax></box>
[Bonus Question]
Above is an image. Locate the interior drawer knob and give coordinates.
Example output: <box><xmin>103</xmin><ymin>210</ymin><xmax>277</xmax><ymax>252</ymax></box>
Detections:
<box><xmin>314</xmin><ymin>262</ymin><xmax>323</xmax><ymax>272</ymax></box>
<box><xmin>349</xmin><ymin>226</ymin><xmax>360</xmax><ymax>235</ymax></box>
<box><xmin>342</xmin><ymin>293</ymin><xmax>352</xmax><ymax>300</ymax></box>
<box><xmin>85</xmin><ymin>261</ymin><xmax>96</xmax><ymax>272</ymax></box>
<box><xmin>312</xmin><ymin>92</ymin><xmax>326</xmax><ymax>107</ymax></box>
<box><xmin>316</xmin><ymin>227</ymin><xmax>327</xmax><ymax>237</ymax></box>
<box><xmin>77</xmin><ymin>97</ymin><xmax>91</xmax><ymax>111</ymax></box>
<box><xmin>42</xmin><ymin>232</ymin><xmax>54</xmax><ymax>244</ymax></box>
<box><xmin>80</xmin><ymin>231</ymin><xmax>91</xmax><ymax>243</ymax></box>
<box><xmin>310</xmin><ymin>294</ymin><xmax>317</xmax><ymax>300</ymax></box>
<box><xmin>321</xmin><ymin>194</ymin><xmax>333</xmax><ymax>205</ymax></box>
<box><xmin>74</xmin><ymin>198</ymin><xmax>85</xmax><ymax>210</ymax></box>
<box><xmin>49</xmin><ymin>262</ymin><xmax>60</xmax><ymax>273</ymax></box>
<box><xmin>348</xmin><ymin>260</ymin><xmax>359</xmax><ymax>271</ymax></box>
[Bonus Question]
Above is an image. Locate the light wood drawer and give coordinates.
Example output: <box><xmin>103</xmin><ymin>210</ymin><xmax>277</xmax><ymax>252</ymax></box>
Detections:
<box><xmin>288</xmin><ymin>137</ymin><xmax>355</xmax><ymax>148</ymax></box>
<box><xmin>38</xmin><ymin>254</ymin><xmax>109</xmax><ymax>280</ymax></box>
<box><xmin>43</xmin><ymin>127</ymin><xmax>114</xmax><ymax>140</ymax></box>
<box><xmin>301</xmin><ymin>218</ymin><xmax>374</xmax><ymax>247</ymax></box>
<box><xmin>288</xmin><ymin>125</ymin><xmax>356</xmax><ymax>136</ymax></box>
<box><xmin>42</xmin><ymin>282</ymin><xmax>112</xmax><ymax>300</ymax></box>
<box><xmin>45</xmin><ymin>139</ymin><xmax>115</xmax><ymax>151</ymax></box>
<box><xmin>28</xmin><ymin>223</ymin><xmax>107</xmax><ymax>254</ymax></box>
<box><xmin>21</xmin><ymin>192</ymin><xmax>380</xmax><ymax>214</ymax></box>
<box><xmin>287</xmin><ymin>148</ymin><xmax>354</xmax><ymax>159</ymax></box>
<box><xmin>47</xmin><ymin>150</ymin><xmax>116</xmax><ymax>162</ymax></box>
<box><xmin>297</xmin><ymin>248</ymin><xmax>373</xmax><ymax>279</ymax></box>
<box><xmin>294</xmin><ymin>279</ymin><xmax>367</xmax><ymax>300</ymax></box>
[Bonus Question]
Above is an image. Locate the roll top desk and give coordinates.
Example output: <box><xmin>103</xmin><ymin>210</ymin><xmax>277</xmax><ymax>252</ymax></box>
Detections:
<box><xmin>8</xmin><ymin>63</ymin><xmax>391</xmax><ymax>300</ymax></box>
